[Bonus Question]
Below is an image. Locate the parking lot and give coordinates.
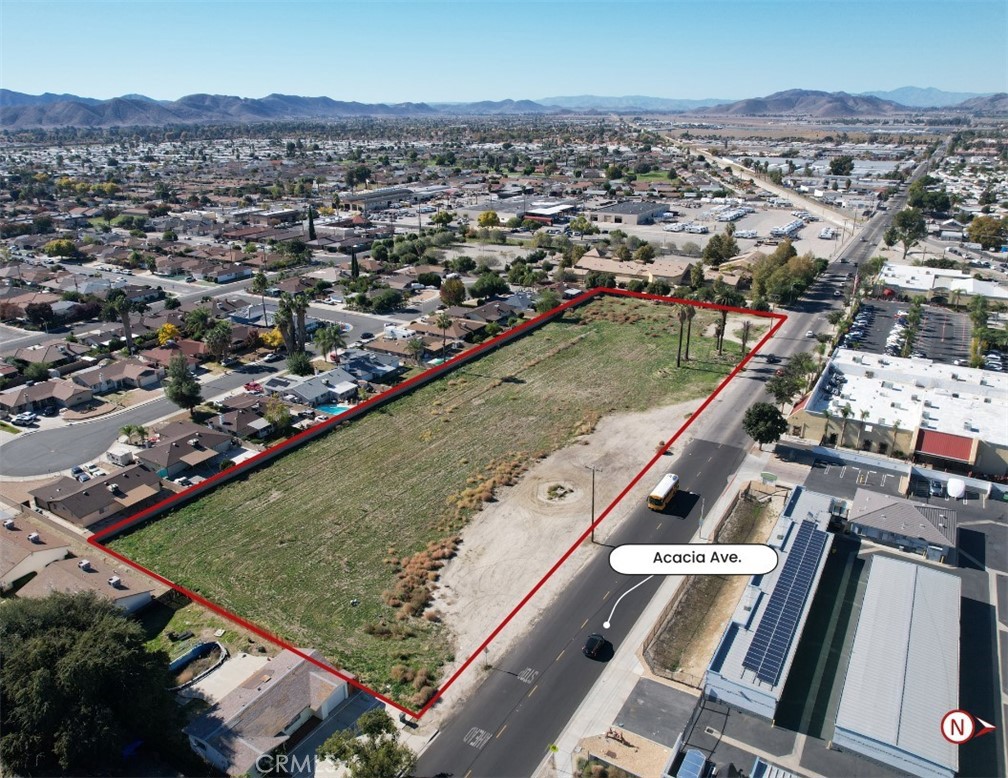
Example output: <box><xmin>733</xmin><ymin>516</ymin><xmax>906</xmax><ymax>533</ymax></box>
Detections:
<box><xmin>842</xmin><ymin>299</ymin><xmax>972</xmax><ymax>364</ymax></box>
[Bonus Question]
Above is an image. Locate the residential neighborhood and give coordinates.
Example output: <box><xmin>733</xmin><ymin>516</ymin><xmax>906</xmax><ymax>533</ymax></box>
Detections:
<box><xmin>1</xmin><ymin>3</ymin><xmax>1007</xmax><ymax>775</ymax></box>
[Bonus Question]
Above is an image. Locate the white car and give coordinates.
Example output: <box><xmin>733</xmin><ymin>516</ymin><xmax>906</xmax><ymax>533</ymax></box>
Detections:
<box><xmin>805</xmin><ymin>330</ymin><xmax>815</xmax><ymax>338</ymax></box>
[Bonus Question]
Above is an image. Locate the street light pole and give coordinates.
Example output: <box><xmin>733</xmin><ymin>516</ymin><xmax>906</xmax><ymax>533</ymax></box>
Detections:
<box><xmin>698</xmin><ymin>496</ymin><xmax>706</xmax><ymax>540</ymax></box>
<box><xmin>589</xmin><ymin>465</ymin><xmax>596</xmax><ymax>543</ymax></box>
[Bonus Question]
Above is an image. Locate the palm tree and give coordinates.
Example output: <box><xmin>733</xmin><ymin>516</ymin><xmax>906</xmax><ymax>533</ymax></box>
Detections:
<box><xmin>712</xmin><ymin>284</ymin><xmax>744</xmax><ymax>355</ymax></box>
<box><xmin>855</xmin><ymin>408</ymin><xmax>869</xmax><ymax>449</ymax></box>
<box><xmin>291</xmin><ymin>293</ymin><xmax>309</xmax><ymax>353</ymax></box>
<box><xmin>683</xmin><ymin>303</ymin><xmax>696</xmax><ymax>361</ymax></box>
<box><xmin>119</xmin><ymin>424</ymin><xmax>137</xmax><ymax>444</ymax></box>
<box><xmin>406</xmin><ymin>337</ymin><xmax>426</xmax><ymax>365</ymax></box>
<box><xmin>313</xmin><ymin>323</ymin><xmax>346</xmax><ymax>363</ymax></box>
<box><xmin>950</xmin><ymin>288</ymin><xmax>962</xmax><ymax>311</ymax></box>
<box><xmin>435</xmin><ymin>311</ymin><xmax>453</xmax><ymax>357</ymax></box>
<box><xmin>739</xmin><ymin>320</ymin><xmax>753</xmax><ymax>358</ymax></box>
<box><xmin>675</xmin><ymin>304</ymin><xmax>688</xmax><ymax>367</ymax></box>
<box><xmin>103</xmin><ymin>289</ymin><xmax>146</xmax><ymax>355</ymax></box>
<box><xmin>822</xmin><ymin>408</ymin><xmax>833</xmax><ymax>445</ymax></box>
<box><xmin>274</xmin><ymin>294</ymin><xmax>295</xmax><ymax>354</ymax></box>
<box><xmin>251</xmin><ymin>271</ymin><xmax>269</xmax><ymax>325</ymax></box>
<box><xmin>839</xmin><ymin>403</ymin><xmax>852</xmax><ymax>447</ymax></box>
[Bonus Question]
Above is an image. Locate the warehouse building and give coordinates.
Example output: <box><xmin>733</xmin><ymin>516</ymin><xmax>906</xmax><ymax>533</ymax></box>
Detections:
<box><xmin>832</xmin><ymin>556</ymin><xmax>959</xmax><ymax>778</ymax></box>
<box><xmin>704</xmin><ymin>487</ymin><xmax>836</xmax><ymax>719</ymax></box>
<box><xmin>588</xmin><ymin>200</ymin><xmax>668</xmax><ymax>226</ymax></box>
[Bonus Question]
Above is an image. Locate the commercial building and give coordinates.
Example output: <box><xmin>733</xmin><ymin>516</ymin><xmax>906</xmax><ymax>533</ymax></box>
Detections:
<box><xmin>588</xmin><ymin>201</ymin><xmax>669</xmax><ymax>226</ymax></box>
<box><xmin>845</xmin><ymin>488</ymin><xmax>957</xmax><ymax>565</ymax></box>
<box><xmin>788</xmin><ymin>349</ymin><xmax>1008</xmax><ymax>477</ymax></box>
<box><xmin>704</xmin><ymin>487</ymin><xmax>835</xmax><ymax>719</ymax></box>
<box><xmin>341</xmin><ymin>186</ymin><xmax>412</xmax><ymax>214</ymax></box>
<box><xmin>832</xmin><ymin>556</ymin><xmax>959</xmax><ymax>778</ymax></box>
<box><xmin>876</xmin><ymin>262</ymin><xmax>1008</xmax><ymax>302</ymax></box>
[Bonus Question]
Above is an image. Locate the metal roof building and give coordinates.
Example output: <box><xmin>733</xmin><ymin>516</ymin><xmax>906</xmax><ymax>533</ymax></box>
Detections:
<box><xmin>833</xmin><ymin>555</ymin><xmax>959</xmax><ymax>778</ymax></box>
<box><xmin>703</xmin><ymin>487</ymin><xmax>835</xmax><ymax>719</ymax></box>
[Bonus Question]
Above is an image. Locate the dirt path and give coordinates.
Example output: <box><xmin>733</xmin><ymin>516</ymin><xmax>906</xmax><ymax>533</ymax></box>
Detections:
<box><xmin>424</xmin><ymin>395</ymin><xmax>708</xmax><ymax>725</ymax></box>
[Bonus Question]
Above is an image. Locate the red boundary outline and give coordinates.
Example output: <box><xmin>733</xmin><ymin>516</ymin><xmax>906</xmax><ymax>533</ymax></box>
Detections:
<box><xmin>89</xmin><ymin>288</ymin><xmax>786</xmax><ymax>717</ymax></box>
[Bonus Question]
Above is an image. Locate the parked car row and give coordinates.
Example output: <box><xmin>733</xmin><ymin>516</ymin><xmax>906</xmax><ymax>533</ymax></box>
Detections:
<box><xmin>841</xmin><ymin>306</ymin><xmax>875</xmax><ymax>349</ymax></box>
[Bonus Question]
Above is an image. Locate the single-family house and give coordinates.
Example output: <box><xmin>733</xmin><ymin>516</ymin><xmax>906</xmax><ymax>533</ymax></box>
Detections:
<box><xmin>184</xmin><ymin>648</ymin><xmax>350</xmax><ymax>777</ymax></box>
<box><xmin>208</xmin><ymin>408</ymin><xmax>273</xmax><ymax>439</ymax></box>
<box><xmin>0</xmin><ymin>379</ymin><xmax>92</xmax><ymax>415</ymax></box>
<box><xmin>72</xmin><ymin>358</ymin><xmax>165</xmax><ymax>394</ymax></box>
<box><xmin>0</xmin><ymin>511</ymin><xmax>70</xmax><ymax>592</ymax></box>
<box><xmin>17</xmin><ymin>556</ymin><xmax>161</xmax><ymax>614</ymax></box>
<box><xmin>136</xmin><ymin>422</ymin><xmax>234</xmax><ymax>478</ymax></box>
<box><xmin>28</xmin><ymin>463</ymin><xmax>165</xmax><ymax>529</ymax></box>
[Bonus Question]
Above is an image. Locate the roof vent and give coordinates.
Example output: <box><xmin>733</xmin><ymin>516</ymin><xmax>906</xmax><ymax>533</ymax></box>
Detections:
<box><xmin>107</xmin><ymin>576</ymin><xmax>122</xmax><ymax>588</ymax></box>
<box><xmin>27</xmin><ymin>532</ymin><xmax>41</xmax><ymax>543</ymax></box>
<box><xmin>78</xmin><ymin>559</ymin><xmax>92</xmax><ymax>571</ymax></box>
<box><xmin>187</xmin><ymin>438</ymin><xmax>199</xmax><ymax>446</ymax></box>
<box><xmin>3</xmin><ymin>518</ymin><xmax>15</xmax><ymax>530</ymax></box>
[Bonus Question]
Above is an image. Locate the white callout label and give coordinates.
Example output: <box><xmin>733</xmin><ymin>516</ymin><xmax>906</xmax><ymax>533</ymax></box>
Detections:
<box><xmin>609</xmin><ymin>544</ymin><xmax>779</xmax><ymax>576</ymax></box>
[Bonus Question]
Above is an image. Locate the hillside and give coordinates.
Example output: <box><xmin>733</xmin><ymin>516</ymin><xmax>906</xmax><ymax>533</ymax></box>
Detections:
<box><xmin>694</xmin><ymin>89</ymin><xmax>910</xmax><ymax>118</ymax></box>
<box><xmin>952</xmin><ymin>93</ymin><xmax>1008</xmax><ymax>114</ymax></box>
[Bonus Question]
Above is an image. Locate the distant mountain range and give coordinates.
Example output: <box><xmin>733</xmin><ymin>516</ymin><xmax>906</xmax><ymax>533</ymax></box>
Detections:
<box><xmin>858</xmin><ymin>86</ymin><xmax>993</xmax><ymax>108</ymax></box>
<box><xmin>1</xmin><ymin>87</ymin><xmax>1004</xmax><ymax>129</ymax></box>
<box><xmin>536</xmin><ymin>95</ymin><xmax>731</xmax><ymax>111</ymax></box>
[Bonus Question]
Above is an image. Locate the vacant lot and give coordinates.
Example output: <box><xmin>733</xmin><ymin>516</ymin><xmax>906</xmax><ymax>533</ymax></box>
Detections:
<box><xmin>110</xmin><ymin>295</ymin><xmax>740</xmax><ymax>706</ymax></box>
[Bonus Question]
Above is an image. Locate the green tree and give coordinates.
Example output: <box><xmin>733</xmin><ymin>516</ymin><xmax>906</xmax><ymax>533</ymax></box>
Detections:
<box><xmin>318</xmin><ymin>708</ymin><xmax>416</xmax><ymax>778</ymax></box>
<box><xmin>765</xmin><ymin>370</ymin><xmax>803</xmax><ymax>409</ymax></box>
<box><xmin>477</xmin><ymin>210</ymin><xmax>501</xmax><ymax>228</ymax></box>
<box><xmin>23</xmin><ymin>361</ymin><xmax>52</xmax><ymax>382</ymax></box>
<box><xmin>712</xmin><ymin>283</ymin><xmax>745</xmax><ymax>354</ymax></box>
<box><xmin>264</xmin><ymin>395</ymin><xmax>291</xmax><ymax>432</ymax></box>
<box><xmin>702</xmin><ymin>231</ymin><xmax>739</xmax><ymax>267</ymax></box>
<box><xmin>204</xmin><ymin>319</ymin><xmax>233</xmax><ymax>362</ymax></box>
<box><xmin>406</xmin><ymin>337</ymin><xmax>426</xmax><ymax>365</ymax></box>
<box><xmin>286</xmin><ymin>350</ymin><xmax>313</xmax><ymax>375</ymax></box>
<box><xmin>164</xmin><ymin>353</ymin><xmax>202</xmax><ymax>416</ymax></box>
<box><xmin>568</xmin><ymin>214</ymin><xmax>597</xmax><ymax>237</ymax></box>
<box><xmin>635</xmin><ymin>242</ymin><xmax>656</xmax><ymax>263</ymax></box>
<box><xmin>25</xmin><ymin>302</ymin><xmax>56</xmax><ymax>330</ymax></box>
<box><xmin>183</xmin><ymin>306</ymin><xmax>213</xmax><ymax>340</ymax></box>
<box><xmin>470</xmin><ymin>273</ymin><xmax>509</xmax><ymax>299</ymax></box>
<box><xmin>251</xmin><ymin>270</ymin><xmax>270</xmax><ymax>326</ymax></box>
<box><xmin>0</xmin><ymin>592</ymin><xmax>184</xmax><ymax>776</ymax></box>
<box><xmin>371</xmin><ymin>289</ymin><xmax>403</xmax><ymax>313</ymax></box>
<box><xmin>314</xmin><ymin>323</ymin><xmax>347</xmax><ymax>362</ymax></box>
<box><xmin>535</xmin><ymin>289</ymin><xmax>561</xmax><ymax>314</ymax></box>
<box><xmin>739</xmin><ymin>319</ymin><xmax>753</xmax><ymax>357</ymax></box>
<box><xmin>431</xmin><ymin>210</ymin><xmax>455</xmax><ymax>228</ymax></box>
<box><xmin>882</xmin><ymin>226</ymin><xmax>899</xmax><ymax>248</ymax></box>
<box><xmin>682</xmin><ymin>303</ymin><xmax>697</xmax><ymax>361</ymax></box>
<box><xmin>966</xmin><ymin>215</ymin><xmax>1007</xmax><ymax>250</ymax></box>
<box><xmin>440</xmin><ymin>277</ymin><xmax>466</xmax><ymax>306</ymax></box>
<box><xmin>351</xmin><ymin>249</ymin><xmax>360</xmax><ymax>278</ymax></box>
<box><xmin>435</xmin><ymin>311</ymin><xmax>454</xmax><ymax>355</ymax></box>
<box><xmin>307</xmin><ymin>204</ymin><xmax>317</xmax><ymax>241</ymax></box>
<box><xmin>742</xmin><ymin>402</ymin><xmax>788</xmax><ymax>450</ymax></box>
<box><xmin>829</xmin><ymin>155</ymin><xmax>855</xmax><ymax>176</ymax></box>
<box><xmin>42</xmin><ymin>238</ymin><xmax>78</xmax><ymax>258</ymax></box>
<box><xmin>892</xmin><ymin>208</ymin><xmax>927</xmax><ymax>259</ymax></box>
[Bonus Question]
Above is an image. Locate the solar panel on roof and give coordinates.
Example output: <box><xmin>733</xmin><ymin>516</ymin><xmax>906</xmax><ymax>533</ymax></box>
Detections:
<box><xmin>742</xmin><ymin>521</ymin><xmax>828</xmax><ymax>685</ymax></box>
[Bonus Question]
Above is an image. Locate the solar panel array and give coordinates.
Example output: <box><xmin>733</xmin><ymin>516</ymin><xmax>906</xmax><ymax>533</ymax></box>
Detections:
<box><xmin>742</xmin><ymin>520</ymin><xmax>828</xmax><ymax>685</ymax></box>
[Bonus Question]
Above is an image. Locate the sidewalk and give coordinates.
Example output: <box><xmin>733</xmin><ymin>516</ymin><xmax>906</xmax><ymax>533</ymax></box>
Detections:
<box><xmin>534</xmin><ymin>447</ymin><xmax>773</xmax><ymax>777</ymax></box>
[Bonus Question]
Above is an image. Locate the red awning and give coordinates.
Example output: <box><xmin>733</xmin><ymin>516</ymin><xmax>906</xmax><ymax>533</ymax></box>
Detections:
<box><xmin>915</xmin><ymin>429</ymin><xmax>975</xmax><ymax>463</ymax></box>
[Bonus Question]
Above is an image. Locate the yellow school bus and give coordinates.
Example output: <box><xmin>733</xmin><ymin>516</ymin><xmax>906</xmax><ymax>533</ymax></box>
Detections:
<box><xmin>647</xmin><ymin>473</ymin><xmax>680</xmax><ymax>511</ymax></box>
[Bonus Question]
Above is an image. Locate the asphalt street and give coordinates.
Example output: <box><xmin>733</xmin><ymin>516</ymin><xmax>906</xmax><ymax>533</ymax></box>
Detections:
<box><xmin>0</xmin><ymin>362</ymin><xmax>281</xmax><ymax>476</ymax></box>
<box><xmin>413</xmin><ymin>439</ymin><xmax>747</xmax><ymax>778</ymax></box>
<box><xmin>411</xmin><ymin>183</ymin><xmax>922</xmax><ymax>776</ymax></box>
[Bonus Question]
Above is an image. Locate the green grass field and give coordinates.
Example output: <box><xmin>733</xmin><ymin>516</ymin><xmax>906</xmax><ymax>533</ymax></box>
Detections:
<box><xmin>110</xmin><ymin>296</ymin><xmax>738</xmax><ymax>705</ymax></box>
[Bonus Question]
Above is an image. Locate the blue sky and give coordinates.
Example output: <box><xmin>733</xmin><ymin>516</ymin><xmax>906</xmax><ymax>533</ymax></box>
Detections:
<box><xmin>2</xmin><ymin>1</ymin><xmax>1005</xmax><ymax>102</ymax></box>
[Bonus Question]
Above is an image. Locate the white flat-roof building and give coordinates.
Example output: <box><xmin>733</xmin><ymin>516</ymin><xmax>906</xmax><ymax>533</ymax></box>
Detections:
<box><xmin>704</xmin><ymin>487</ymin><xmax>835</xmax><ymax>719</ymax></box>
<box><xmin>877</xmin><ymin>262</ymin><xmax>1008</xmax><ymax>301</ymax></box>
<box><xmin>833</xmin><ymin>556</ymin><xmax>959</xmax><ymax>778</ymax></box>
<box><xmin>789</xmin><ymin>349</ymin><xmax>1008</xmax><ymax>476</ymax></box>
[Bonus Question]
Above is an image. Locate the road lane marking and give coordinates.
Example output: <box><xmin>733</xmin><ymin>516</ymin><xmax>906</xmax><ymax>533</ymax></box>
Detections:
<box><xmin>656</xmin><ymin>521</ymin><xmax>662</xmax><ymax>530</ymax></box>
<box><xmin>465</xmin><ymin>772</ymin><xmax>472</xmax><ymax>778</ymax></box>
<box><xmin>581</xmin><ymin>617</ymin><xmax>589</xmax><ymax>629</ymax></box>
<box><xmin>528</xmin><ymin>684</ymin><xmax>538</xmax><ymax>698</ymax></box>
<box><xmin>464</xmin><ymin>727</ymin><xmax>492</xmax><ymax>749</ymax></box>
<box><xmin>496</xmin><ymin>724</ymin><xmax>508</xmax><ymax>739</ymax></box>
<box><xmin>556</xmin><ymin>649</ymin><xmax>565</xmax><ymax>661</ymax></box>
<box><xmin>603</xmin><ymin>590</ymin><xmax>611</xmax><ymax>601</ymax></box>
<box><xmin>517</xmin><ymin>667</ymin><xmax>539</xmax><ymax>684</ymax></box>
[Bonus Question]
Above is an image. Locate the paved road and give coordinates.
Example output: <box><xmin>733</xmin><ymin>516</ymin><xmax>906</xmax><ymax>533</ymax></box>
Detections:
<box><xmin>412</xmin><ymin>202</ymin><xmax>896</xmax><ymax>776</ymax></box>
<box><xmin>0</xmin><ymin>362</ymin><xmax>281</xmax><ymax>476</ymax></box>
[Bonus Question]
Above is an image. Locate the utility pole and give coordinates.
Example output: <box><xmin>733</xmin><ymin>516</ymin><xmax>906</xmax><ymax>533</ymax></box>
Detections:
<box><xmin>698</xmin><ymin>496</ymin><xmax>706</xmax><ymax>540</ymax></box>
<box><xmin>583</xmin><ymin>464</ymin><xmax>597</xmax><ymax>543</ymax></box>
